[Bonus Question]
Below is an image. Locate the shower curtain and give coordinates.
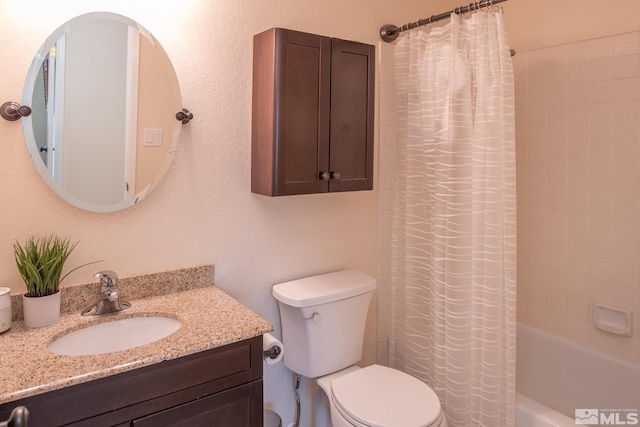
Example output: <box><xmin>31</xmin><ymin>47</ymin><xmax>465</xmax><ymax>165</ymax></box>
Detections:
<box><xmin>390</xmin><ymin>11</ymin><xmax>516</xmax><ymax>427</ymax></box>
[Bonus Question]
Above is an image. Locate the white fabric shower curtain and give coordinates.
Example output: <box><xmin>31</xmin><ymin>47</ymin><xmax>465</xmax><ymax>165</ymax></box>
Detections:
<box><xmin>390</xmin><ymin>11</ymin><xmax>516</xmax><ymax>427</ymax></box>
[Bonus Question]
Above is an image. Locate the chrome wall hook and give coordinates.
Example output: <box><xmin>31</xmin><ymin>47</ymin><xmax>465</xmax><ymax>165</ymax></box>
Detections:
<box><xmin>175</xmin><ymin>108</ymin><xmax>194</xmax><ymax>125</ymax></box>
<box><xmin>1</xmin><ymin>102</ymin><xmax>32</xmax><ymax>121</ymax></box>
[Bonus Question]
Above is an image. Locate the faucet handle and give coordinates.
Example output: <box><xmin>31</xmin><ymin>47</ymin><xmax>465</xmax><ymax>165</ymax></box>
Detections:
<box><xmin>95</xmin><ymin>270</ymin><xmax>118</xmax><ymax>289</ymax></box>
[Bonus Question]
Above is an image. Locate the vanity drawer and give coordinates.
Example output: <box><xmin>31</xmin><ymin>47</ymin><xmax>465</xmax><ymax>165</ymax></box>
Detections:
<box><xmin>0</xmin><ymin>336</ymin><xmax>263</xmax><ymax>427</ymax></box>
<box><xmin>131</xmin><ymin>382</ymin><xmax>260</xmax><ymax>427</ymax></box>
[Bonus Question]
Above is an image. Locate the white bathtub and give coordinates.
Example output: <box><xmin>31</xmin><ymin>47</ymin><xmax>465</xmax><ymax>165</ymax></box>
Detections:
<box><xmin>516</xmin><ymin>323</ymin><xmax>640</xmax><ymax>427</ymax></box>
<box><xmin>516</xmin><ymin>394</ymin><xmax>574</xmax><ymax>427</ymax></box>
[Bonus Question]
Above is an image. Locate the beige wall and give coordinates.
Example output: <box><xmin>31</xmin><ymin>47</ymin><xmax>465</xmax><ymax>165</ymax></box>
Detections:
<box><xmin>4</xmin><ymin>0</ymin><xmax>639</xmax><ymax>422</ymax></box>
<box><xmin>135</xmin><ymin>33</ymin><xmax>181</xmax><ymax>194</ymax></box>
<box><xmin>502</xmin><ymin>0</ymin><xmax>640</xmax><ymax>52</ymax></box>
<box><xmin>0</xmin><ymin>0</ymin><xmax>433</xmax><ymax>424</ymax></box>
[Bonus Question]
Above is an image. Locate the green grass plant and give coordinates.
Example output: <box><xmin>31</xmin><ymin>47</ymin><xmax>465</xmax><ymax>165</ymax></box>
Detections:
<box><xmin>14</xmin><ymin>235</ymin><xmax>99</xmax><ymax>297</ymax></box>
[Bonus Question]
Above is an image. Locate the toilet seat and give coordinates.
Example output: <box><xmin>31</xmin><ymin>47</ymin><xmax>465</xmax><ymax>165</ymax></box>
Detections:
<box><xmin>331</xmin><ymin>364</ymin><xmax>442</xmax><ymax>427</ymax></box>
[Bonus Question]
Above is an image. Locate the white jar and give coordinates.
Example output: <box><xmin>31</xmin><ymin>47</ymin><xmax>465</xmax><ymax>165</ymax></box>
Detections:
<box><xmin>0</xmin><ymin>287</ymin><xmax>11</xmax><ymax>333</ymax></box>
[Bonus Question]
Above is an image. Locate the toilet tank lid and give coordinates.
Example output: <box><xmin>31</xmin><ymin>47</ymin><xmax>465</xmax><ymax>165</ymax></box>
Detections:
<box><xmin>272</xmin><ymin>269</ymin><xmax>376</xmax><ymax>308</ymax></box>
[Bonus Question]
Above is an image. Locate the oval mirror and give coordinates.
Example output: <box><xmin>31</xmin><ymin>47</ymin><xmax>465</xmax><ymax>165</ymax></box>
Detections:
<box><xmin>21</xmin><ymin>12</ymin><xmax>183</xmax><ymax>212</ymax></box>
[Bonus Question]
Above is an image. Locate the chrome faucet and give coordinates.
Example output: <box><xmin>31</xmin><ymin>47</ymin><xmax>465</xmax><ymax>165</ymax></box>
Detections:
<box><xmin>81</xmin><ymin>271</ymin><xmax>131</xmax><ymax>316</ymax></box>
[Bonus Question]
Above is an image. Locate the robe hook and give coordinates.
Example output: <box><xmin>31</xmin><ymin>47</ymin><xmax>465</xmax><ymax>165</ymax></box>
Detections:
<box><xmin>1</xmin><ymin>102</ymin><xmax>32</xmax><ymax>121</ymax></box>
<box><xmin>175</xmin><ymin>108</ymin><xmax>194</xmax><ymax>125</ymax></box>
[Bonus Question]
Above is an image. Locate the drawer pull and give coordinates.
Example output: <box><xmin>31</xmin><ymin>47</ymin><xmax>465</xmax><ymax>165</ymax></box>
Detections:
<box><xmin>0</xmin><ymin>406</ymin><xmax>29</xmax><ymax>427</ymax></box>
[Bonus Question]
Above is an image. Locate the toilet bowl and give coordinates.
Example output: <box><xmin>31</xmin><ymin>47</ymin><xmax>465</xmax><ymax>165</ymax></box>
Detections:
<box><xmin>316</xmin><ymin>365</ymin><xmax>447</xmax><ymax>427</ymax></box>
<box><xmin>272</xmin><ymin>269</ymin><xmax>447</xmax><ymax>427</ymax></box>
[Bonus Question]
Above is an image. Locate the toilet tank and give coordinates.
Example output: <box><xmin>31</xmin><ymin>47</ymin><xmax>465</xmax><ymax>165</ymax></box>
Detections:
<box><xmin>272</xmin><ymin>269</ymin><xmax>376</xmax><ymax>378</ymax></box>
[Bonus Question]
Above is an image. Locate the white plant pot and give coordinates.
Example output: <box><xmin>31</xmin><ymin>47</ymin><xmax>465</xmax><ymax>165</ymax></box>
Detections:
<box><xmin>22</xmin><ymin>291</ymin><xmax>61</xmax><ymax>328</ymax></box>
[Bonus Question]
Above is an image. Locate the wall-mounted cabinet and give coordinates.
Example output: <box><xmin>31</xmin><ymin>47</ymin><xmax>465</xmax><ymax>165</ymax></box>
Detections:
<box><xmin>251</xmin><ymin>28</ymin><xmax>375</xmax><ymax>196</ymax></box>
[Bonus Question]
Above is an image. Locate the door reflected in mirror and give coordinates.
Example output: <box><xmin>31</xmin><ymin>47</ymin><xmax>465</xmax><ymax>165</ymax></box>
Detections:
<box><xmin>22</xmin><ymin>12</ymin><xmax>183</xmax><ymax>212</ymax></box>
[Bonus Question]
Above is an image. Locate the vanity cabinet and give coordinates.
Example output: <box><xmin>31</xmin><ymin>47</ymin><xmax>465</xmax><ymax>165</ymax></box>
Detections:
<box><xmin>0</xmin><ymin>336</ymin><xmax>263</xmax><ymax>427</ymax></box>
<box><xmin>251</xmin><ymin>27</ymin><xmax>375</xmax><ymax>196</ymax></box>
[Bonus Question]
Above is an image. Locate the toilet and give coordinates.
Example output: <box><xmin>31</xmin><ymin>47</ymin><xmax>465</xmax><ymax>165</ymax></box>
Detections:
<box><xmin>272</xmin><ymin>269</ymin><xmax>447</xmax><ymax>427</ymax></box>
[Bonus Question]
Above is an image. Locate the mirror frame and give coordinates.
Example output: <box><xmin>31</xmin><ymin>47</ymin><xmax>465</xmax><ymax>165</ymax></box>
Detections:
<box><xmin>21</xmin><ymin>12</ymin><xmax>182</xmax><ymax>213</ymax></box>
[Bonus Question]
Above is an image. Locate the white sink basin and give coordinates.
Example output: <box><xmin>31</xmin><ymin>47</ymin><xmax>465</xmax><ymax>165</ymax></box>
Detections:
<box><xmin>48</xmin><ymin>316</ymin><xmax>182</xmax><ymax>356</ymax></box>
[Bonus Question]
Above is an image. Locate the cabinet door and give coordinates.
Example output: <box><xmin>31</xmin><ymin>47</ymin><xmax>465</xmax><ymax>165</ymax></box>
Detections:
<box><xmin>252</xmin><ymin>28</ymin><xmax>331</xmax><ymax>196</ymax></box>
<box><xmin>132</xmin><ymin>383</ymin><xmax>256</xmax><ymax>427</ymax></box>
<box><xmin>0</xmin><ymin>337</ymin><xmax>263</xmax><ymax>427</ymax></box>
<box><xmin>329</xmin><ymin>38</ymin><xmax>375</xmax><ymax>192</ymax></box>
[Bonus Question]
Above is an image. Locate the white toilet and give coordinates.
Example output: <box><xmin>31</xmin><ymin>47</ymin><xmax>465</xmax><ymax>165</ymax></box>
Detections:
<box><xmin>273</xmin><ymin>269</ymin><xmax>447</xmax><ymax>427</ymax></box>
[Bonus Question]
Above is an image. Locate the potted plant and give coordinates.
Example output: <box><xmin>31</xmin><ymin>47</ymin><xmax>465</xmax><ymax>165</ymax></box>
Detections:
<box><xmin>14</xmin><ymin>234</ymin><xmax>98</xmax><ymax>328</ymax></box>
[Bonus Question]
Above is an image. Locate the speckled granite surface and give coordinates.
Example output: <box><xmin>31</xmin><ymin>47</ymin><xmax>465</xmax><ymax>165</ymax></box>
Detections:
<box><xmin>0</xmin><ymin>265</ymin><xmax>273</xmax><ymax>404</ymax></box>
<box><xmin>11</xmin><ymin>264</ymin><xmax>216</xmax><ymax>321</ymax></box>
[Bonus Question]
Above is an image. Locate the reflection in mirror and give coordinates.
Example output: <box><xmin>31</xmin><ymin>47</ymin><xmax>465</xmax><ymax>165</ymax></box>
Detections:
<box><xmin>22</xmin><ymin>12</ymin><xmax>183</xmax><ymax>212</ymax></box>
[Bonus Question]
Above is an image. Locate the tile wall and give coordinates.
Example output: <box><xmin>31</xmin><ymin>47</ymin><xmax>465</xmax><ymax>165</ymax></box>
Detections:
<box><xmin>378</xmin><ymin>32</ymin><xmax>640</xmax><ymax>365</ymax></box>
<box><xmin>515</xmin><ymin>31</ymin><xmax>640</xmax><ymax>363</ymax></box>
<box><xmin>377</xmin><ymin>41</ymin><xmax>395</xmax><ymax>366</ymax></box>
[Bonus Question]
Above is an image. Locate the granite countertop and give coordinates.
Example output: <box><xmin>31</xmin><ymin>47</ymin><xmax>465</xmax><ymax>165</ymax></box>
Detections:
<box><xmin>0</xmin><ymin>266</ymin><xmax>273</xmax><ymax>404</ymax></box>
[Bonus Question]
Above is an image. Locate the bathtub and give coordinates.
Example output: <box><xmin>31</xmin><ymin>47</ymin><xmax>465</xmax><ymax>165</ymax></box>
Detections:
<box><xmin>516</xmin><ymin>323</ymin><xmax>640</xmax><ymax>427</ymax></box>
<box><xmin>516</xmin><ymin>394</ymin><xmax>574</xmax><ymax>427</ymax></box>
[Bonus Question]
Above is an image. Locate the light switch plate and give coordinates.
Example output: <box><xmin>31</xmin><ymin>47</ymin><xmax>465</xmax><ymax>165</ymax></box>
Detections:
<box><xmin>144</xmin><ymin>129</ymin><xmax>163</xmax><ymax>147</ymax></box>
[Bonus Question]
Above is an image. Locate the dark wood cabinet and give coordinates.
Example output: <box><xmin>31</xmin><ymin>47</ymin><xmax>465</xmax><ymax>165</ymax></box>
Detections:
<box><xmin>0</xmin><ymin>336</ymin><xmax>263</xmax><ymax>427</ymax></box>
<box><xmin>252</xmin><ymin>28</ymin><xmax>375</xmax><ymax>196</ymax></box>
<box><xmin>131</xmin><ymin>383</ymin><xmax>257</xmax><ymax>427</ymax></box>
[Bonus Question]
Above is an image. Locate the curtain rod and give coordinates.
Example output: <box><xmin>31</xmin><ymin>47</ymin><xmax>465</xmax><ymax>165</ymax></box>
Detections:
<box><xmin>379</xmin><ymin>0</ymin><xmax>509</xmax><ymax>43</ymax></box>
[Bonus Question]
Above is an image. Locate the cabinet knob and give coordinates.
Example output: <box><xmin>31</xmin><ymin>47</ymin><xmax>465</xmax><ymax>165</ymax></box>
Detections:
<box><xmin>319</xmin><ymin>172</ymin><xmax>331</xmax><ymax>181</ymax></box>
<box><xmin>330</xmin><ymin>171</ymin><xmax>341</xmax><ymax>180</ymax></box>
<box><xmin>1</xmin><ymin>406</ymin><xmax>29</xmax><ymax>427</ymax></box>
